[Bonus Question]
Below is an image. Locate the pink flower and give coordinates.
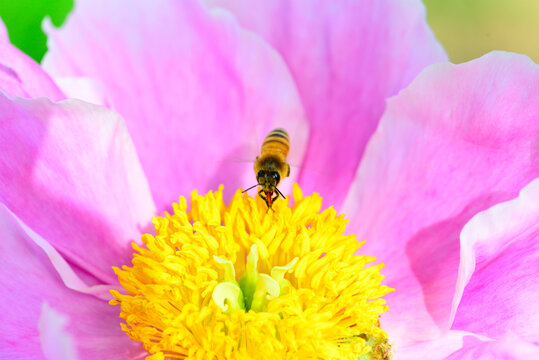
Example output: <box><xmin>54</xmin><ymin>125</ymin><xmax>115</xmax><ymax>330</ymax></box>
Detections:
<box><xmin>1</xmin><ymin>0</ymin><xmax>538</xmax><ymax>358</ymax></box>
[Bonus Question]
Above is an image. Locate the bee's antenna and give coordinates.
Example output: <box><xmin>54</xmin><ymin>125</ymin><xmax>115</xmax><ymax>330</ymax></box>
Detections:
<box><xmin>275</xmin><ymin>187</ymin><xmax>286</xmax><ymax>199</ymax></box>
<box><xmin>242</xmin><ymin>184</ymin><xmax>259</xmax><ymax>193</ymax></box>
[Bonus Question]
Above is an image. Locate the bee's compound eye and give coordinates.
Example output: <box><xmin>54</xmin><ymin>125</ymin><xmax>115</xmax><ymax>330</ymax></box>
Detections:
<box><xmin>257</xmin><ymin>170</ymin><xmax>265</xmax><ymax>183</ymax></box>
<box><xmin>271</xmin><ymin>172</ymin><xmax>280</xmax><ymax>184</ymax></box>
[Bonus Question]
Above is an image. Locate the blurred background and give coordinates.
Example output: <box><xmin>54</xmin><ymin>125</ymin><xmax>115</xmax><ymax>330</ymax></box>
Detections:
<box><xmin>0</xmin><ymin>0</ymin><xmax>538</xmax><ymax>64</ymax></box>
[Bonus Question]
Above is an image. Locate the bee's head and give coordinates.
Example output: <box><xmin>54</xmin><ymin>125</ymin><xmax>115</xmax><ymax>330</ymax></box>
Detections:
<box><xmin>256</xmin><ymin>170</ymin><xmax>280</xmax><ymax>192</ymax></box>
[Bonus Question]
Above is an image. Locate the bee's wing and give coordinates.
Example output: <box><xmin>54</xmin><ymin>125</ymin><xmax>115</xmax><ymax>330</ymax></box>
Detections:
<box><xmin>219</xmin><ymin>122</ymin><xmax>310</xmax><ymax>197</ymax></box>
<box><xmin>205</xmin><ymin>141</ymin><xmax>256</xmax><ymax>201</ymax></box>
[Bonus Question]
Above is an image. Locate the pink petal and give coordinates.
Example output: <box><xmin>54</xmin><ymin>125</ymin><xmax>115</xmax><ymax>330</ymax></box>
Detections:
<box><xmin>0</xmin><ymin>206</ymin><xmax>145</xmax><ymax>360</ymax></box>
<box><xmin>342</xmin><ymin>52</ymin><xmax>539</xmax><ymax>342</ymax></box>
<box><xmin>0</xmin><ymin>19</ymin><xmax>63</xmax><ymax>100</ymax></box>
<box><xmin>43</xmin><ymin>0</ymin><xmax>307</xmax><ymax>212</ymax></box>
<box><xmin>398</xmin><ymin>332</ymin><xmax>539</xmax><ymax>360</ymax></box>
<box><xmin>0</xmin><ymin>93</ymin><xmax>156</xmax><ymax>284</ymax></box>
<box><xmin>443</xmin><ymin>333</ymin><xmax>539</xmax><ymax>360</ymax></box>
<box><xmin>396</xmin><ymin>330</ymin><xmax>489</xmax><ymax>360</ymax></box>
<box><xmin>53</xmin><ymin>76</ymin><xmax>109</xmax><ymax>108</ymax></box>
<box><xmin>39</xmin><ymin>303</ymin><xmax>78</xmax><ymax>360</ymax></box>
<box><xmin>207</xmin><ymin>0</ymin><xmax>447</xmax><ymax>206</ymax></box>
<box><xmin>452</xmin><ymin>179</ymin><xmax>539</xmax><ymax>342</ymax></box>
<box><xmin>14</xmin><ymin>206</ymin><xmax>120</xmax><ymax>300</ymax></box>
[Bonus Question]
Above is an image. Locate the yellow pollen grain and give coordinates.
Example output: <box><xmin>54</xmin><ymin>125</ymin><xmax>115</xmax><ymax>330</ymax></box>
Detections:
<box><xmin>110</xmin><ymin>184</ymin><xmax>394</xmax><ymax>359</ymax></box>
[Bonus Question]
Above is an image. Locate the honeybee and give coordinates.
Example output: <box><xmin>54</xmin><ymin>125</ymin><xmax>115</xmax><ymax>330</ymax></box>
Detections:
<box><xmin>243</xmin><ymin>128</ymin><xmax>290</xmax><ymax>209</ymax></box>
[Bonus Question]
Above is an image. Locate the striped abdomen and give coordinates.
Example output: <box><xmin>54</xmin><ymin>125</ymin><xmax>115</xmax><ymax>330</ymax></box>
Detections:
<box><xmin>260</xmin><ymin>128</ymin><xmax>290</xmax><ymax>158</ymax></box>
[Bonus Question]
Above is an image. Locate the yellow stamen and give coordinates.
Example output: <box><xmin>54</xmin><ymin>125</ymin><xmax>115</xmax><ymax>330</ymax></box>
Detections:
<box><xmin>110</xmin><ymin>184</ymin><xmax>394</xmax><ymax>359</ymax></box>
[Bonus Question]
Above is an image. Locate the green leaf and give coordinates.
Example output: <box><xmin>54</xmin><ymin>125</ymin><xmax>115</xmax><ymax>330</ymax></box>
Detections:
<box><xmin>0</xmin><ymin>0</ymin><xmax>73</xmax><ymax>62</ymax></box>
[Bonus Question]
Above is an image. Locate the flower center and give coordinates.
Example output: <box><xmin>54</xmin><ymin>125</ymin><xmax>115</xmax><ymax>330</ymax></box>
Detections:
<box><xmin>110</xmin><ymin>184</ymin><xmax>394</xmax><ymax>359</ymax></box>
<box><xmin>212</xmin><ymin>244</ymin><xmax>298</xmax><ymax>313</ymax></box>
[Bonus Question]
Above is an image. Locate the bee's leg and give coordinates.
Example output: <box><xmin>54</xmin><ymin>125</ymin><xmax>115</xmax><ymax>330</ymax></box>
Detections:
<box><xmin>258</xmin><ymin>189</ymin><xmax>270</xmax><ymax>209</ymax></box>
<box><xmin>258</xmin><ymin>190</ymin><xmax>276</xmax><ymax>213</ymax></box>
<box><xmin>261</xmin><ymin>193</ymin><xmax>277</xmax><ymax>213</ymax></box>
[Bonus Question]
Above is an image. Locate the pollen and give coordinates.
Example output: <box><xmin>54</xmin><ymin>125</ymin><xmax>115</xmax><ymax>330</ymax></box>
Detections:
<box><xmin>110</xmin><ymin>184</ymin><xmax>394</xmax><ymax>359</ymax></box>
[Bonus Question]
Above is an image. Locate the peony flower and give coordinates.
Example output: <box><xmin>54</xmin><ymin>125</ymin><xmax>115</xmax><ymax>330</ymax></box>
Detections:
<box><xmin>1</xmin><ymin>0</ymin><xmax>538</xmax><ymax>359</ymax></box>
<box><xmin>109</xmin><ymin>186</ymin><xmax>394</xmax><ymax>359</ymax></box>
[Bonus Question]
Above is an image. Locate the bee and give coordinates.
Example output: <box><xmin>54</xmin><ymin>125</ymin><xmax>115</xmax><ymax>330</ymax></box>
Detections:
<box><xmin>243</xmin><ymin>128</ymin><xmax>290</xmax><ymax>209</ymax></box>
